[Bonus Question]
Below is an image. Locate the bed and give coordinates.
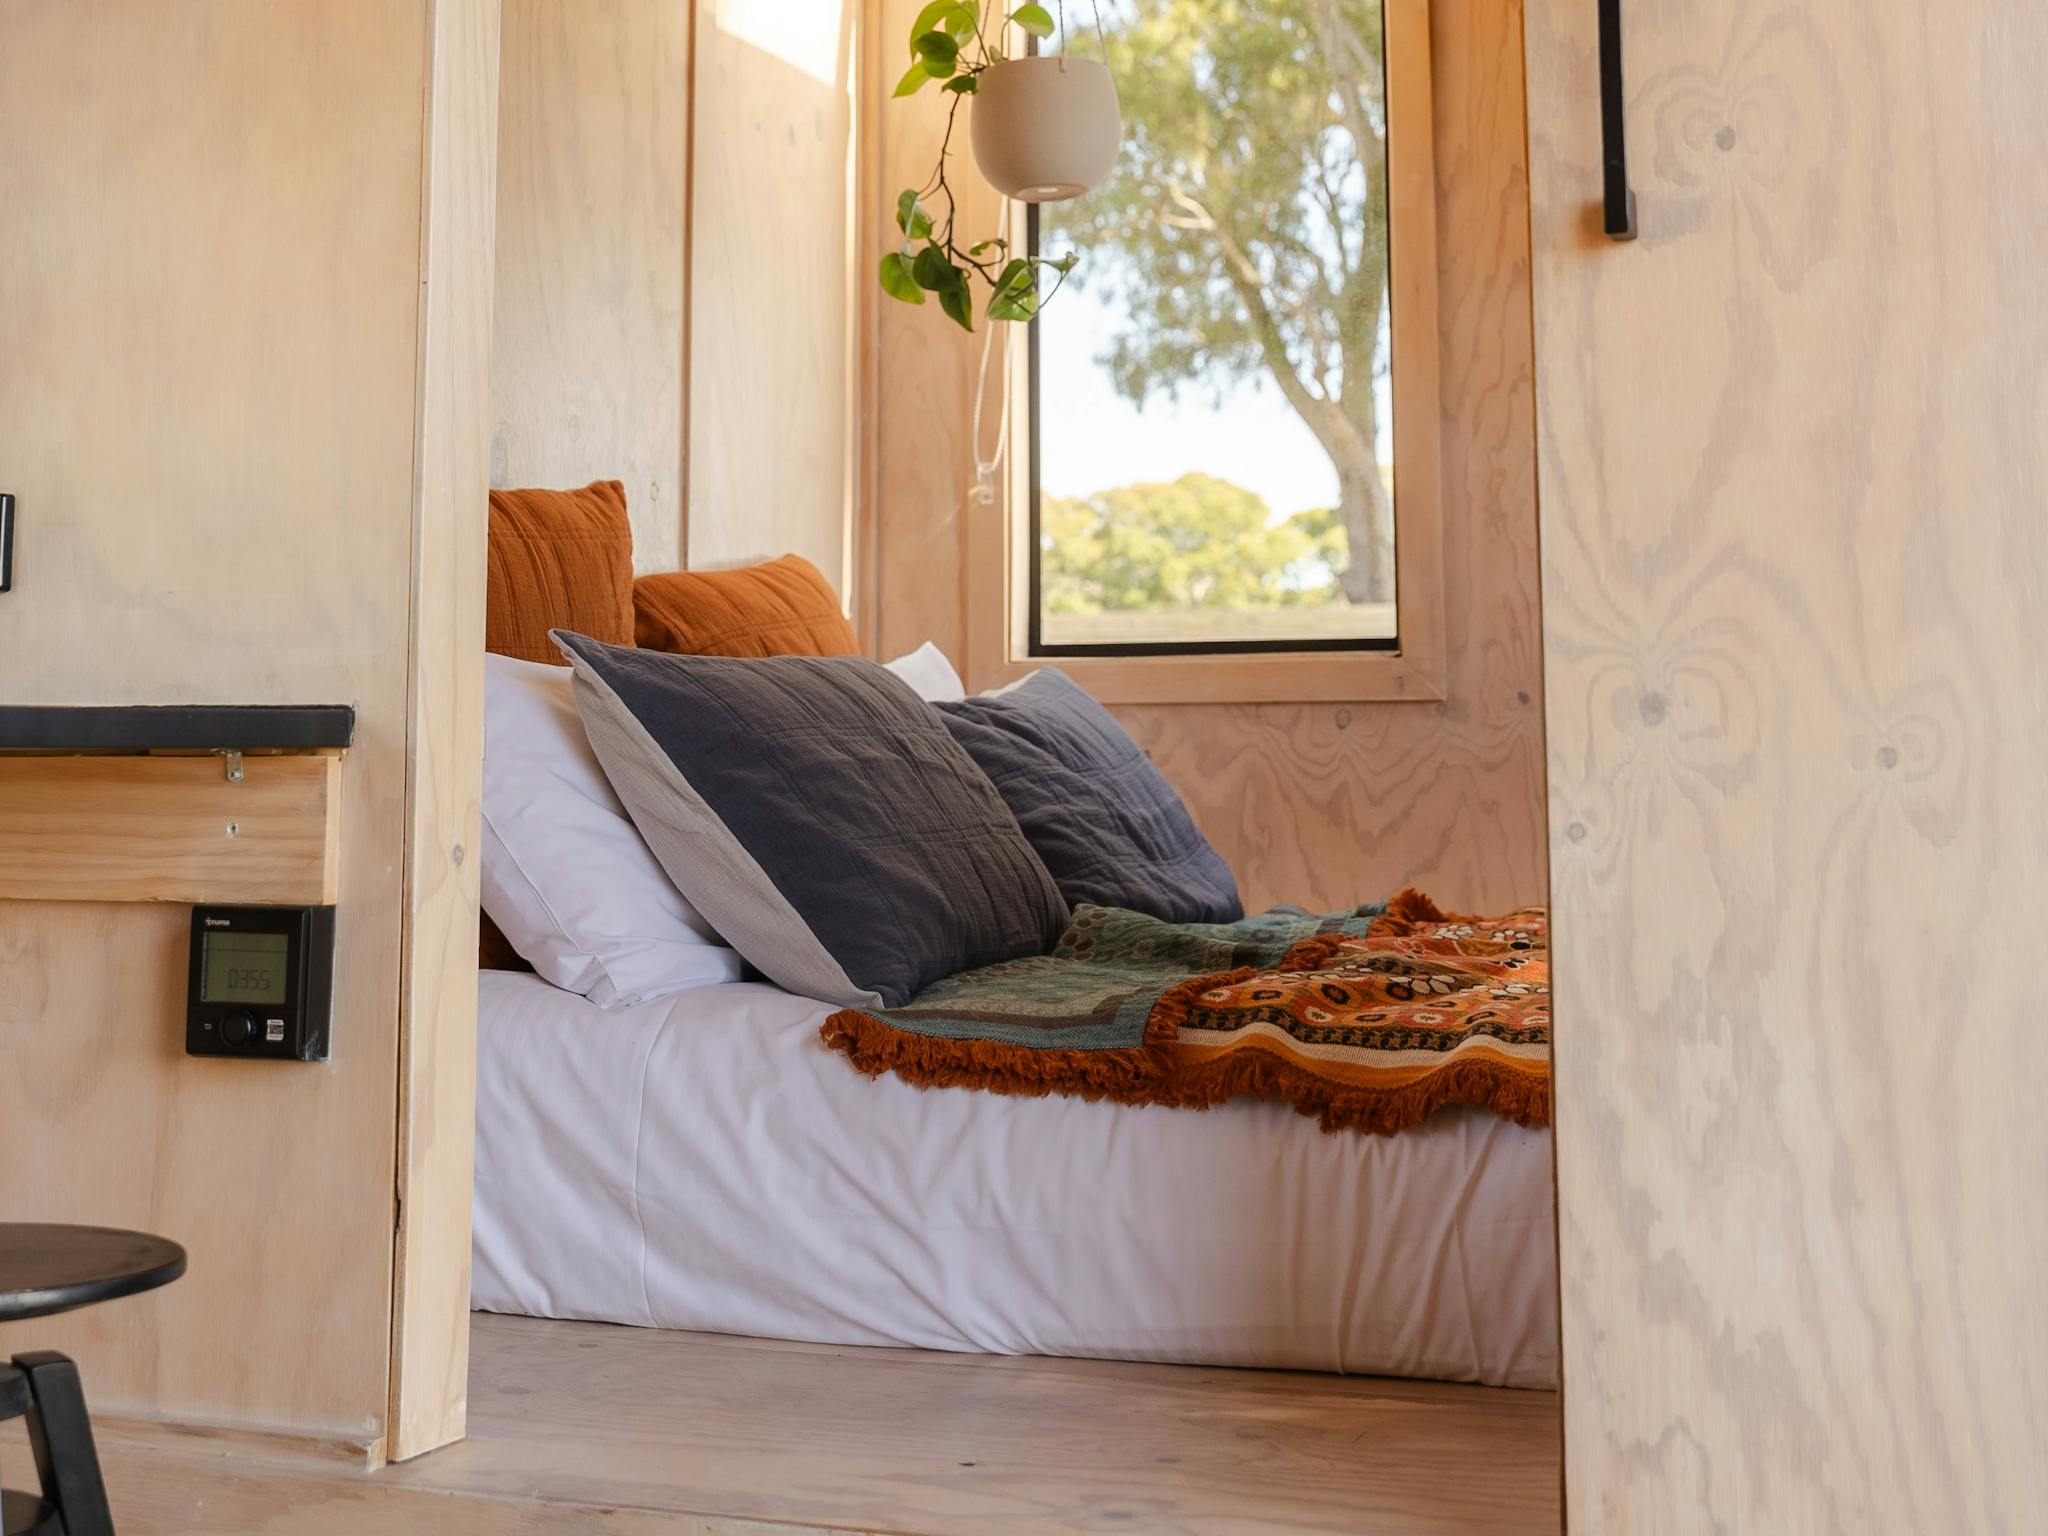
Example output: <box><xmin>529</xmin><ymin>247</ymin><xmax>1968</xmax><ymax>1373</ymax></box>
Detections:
<box><xmin>471</xmin><ymin>969</ymin><xmax>1561</xmax><ymax>1390</ymax></box>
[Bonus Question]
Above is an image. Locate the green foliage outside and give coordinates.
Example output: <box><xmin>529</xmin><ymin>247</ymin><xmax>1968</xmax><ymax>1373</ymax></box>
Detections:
<box><xmin>1040</xmin><ymin>473</ymin><xmax>1355</xmax><ymax>615</ymax></box>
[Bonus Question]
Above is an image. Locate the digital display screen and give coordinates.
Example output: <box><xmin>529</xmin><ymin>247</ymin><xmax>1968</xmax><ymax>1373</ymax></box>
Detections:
<box><xmin>202</xmin><ymin>931</ymin><xmax>290</xmax><ymax>1006</ymax></box>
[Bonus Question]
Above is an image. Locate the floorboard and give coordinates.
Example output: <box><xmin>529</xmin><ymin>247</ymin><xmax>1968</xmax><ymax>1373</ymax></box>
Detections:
<box><xmin>9</xmin><ymin>1314</ymin><xmax>1560</xmax><ymax>1534</ymax></box>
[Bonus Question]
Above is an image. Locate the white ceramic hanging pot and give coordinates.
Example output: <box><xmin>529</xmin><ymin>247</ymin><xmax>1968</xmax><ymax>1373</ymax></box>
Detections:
<box><xmin>970</xmin><ymin>56</ymin><xmax>1122</xmax><ymax>203</ymax></box>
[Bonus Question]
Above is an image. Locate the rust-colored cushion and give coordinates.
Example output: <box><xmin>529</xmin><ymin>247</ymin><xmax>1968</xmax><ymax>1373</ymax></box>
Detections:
<box><xmin>478</xmin><ymin>911</ymin><xmax>533</xmax><ymax>973</ymax></box>
<box><xmin>633</xmin><ymin>554</ymin><xmax>857</xmax><ymax>658</ymax></box>
<box><xmin>486</xmin><ymin>481</ymin><xmax>635</xmax><ymax>665</ymax></box>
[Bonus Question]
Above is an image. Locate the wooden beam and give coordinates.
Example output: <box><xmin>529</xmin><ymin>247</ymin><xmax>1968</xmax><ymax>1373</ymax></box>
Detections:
<box><xmin>0</xmin><ymin>755</ymin><xmax>340</xmax><ymax>905</ymax></box>
<box><xmin>386</xmin><ymin>0</ymin><xmax>500</xmax><ymax>1464</ymax></box>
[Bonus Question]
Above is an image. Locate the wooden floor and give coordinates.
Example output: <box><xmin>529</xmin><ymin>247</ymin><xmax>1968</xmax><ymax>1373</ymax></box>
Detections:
<box><xmin>19</xmin><ymin>1314</ymin><xmax>1561</xmax><ymax>1534</ymax></box>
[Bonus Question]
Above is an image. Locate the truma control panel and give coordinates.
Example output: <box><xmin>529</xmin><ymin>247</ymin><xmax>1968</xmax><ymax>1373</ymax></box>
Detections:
<box><xmin>186</xmin><ymin>905</ymin><xmax>335</xmax><ymax>1061</ymax></box>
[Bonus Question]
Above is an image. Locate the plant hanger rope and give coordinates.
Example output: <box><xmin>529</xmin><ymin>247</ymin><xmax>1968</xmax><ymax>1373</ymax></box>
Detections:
<box><xmin>968</xmin><ymin>200</ymin><xmax>1016</xmax><ymax>508</ymax></box>
<box><xmin>1055</xmin><ymin>0</ymin><xmax>1115</xmax><ymax>73</ymax></box>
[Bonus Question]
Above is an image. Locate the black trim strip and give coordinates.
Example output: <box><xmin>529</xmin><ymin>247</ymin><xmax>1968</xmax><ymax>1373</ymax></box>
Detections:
<box><xmin>1599</xmin><ymin>0</ymin><xmax>1639</xmax><ymax>240</ymax></box>
<box><xmin>0</xmin><ymin>705</ymin><xmax>356</xmax><ymax>752</ymax></box>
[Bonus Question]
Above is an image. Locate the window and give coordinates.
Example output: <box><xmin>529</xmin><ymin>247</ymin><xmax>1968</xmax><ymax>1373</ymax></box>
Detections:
<box><xmin>1027</xmin><ymin>0</ymin><xmax>1406</xmax><ymax>659</ymax></box>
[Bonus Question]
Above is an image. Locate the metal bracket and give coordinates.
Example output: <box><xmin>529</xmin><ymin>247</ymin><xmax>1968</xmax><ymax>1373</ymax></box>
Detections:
<box><xmin>218</xmin><ymin>749</ymin><xmax>245</xmax><ymax>784</ymax></box>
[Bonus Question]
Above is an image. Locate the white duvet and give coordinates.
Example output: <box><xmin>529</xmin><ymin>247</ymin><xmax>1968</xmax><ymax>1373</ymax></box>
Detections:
<box><xmin>472</xmin><ymin>970</ymin><xmax>1559</xmax><ymax>1388</ymax></box>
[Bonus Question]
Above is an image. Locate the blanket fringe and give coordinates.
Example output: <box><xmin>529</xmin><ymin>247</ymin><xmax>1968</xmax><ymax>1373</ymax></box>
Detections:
<box><xmin>1369</xmin><ymin>886</ymin><xmax>1451</xmax><ymax>937</ymax></box>
<box><xmin>819</xmin><ymin>1010</ymin><xmax>1168</xmax><ymax>1105</ymax></box>
<box><xmin>1159</xmin><ymin>1044</ymin><xmax>1550</xmax><ymax>1136</ymax></box>
<box><xmin>1146</xmin><ymin>951</ymin><xmax>1550</xmax><ymax>1135</ymax></box>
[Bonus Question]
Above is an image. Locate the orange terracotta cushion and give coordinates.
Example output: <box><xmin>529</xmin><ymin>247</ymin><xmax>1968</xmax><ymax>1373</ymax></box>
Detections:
<box><xmin>478</xmin><ymin>911</ymin><xmax>533</xmax><ymax>973</ymax></box>
<box><xmin>486</xmin><ymin>481</ymin><xmax>636</xmax><ymax>665</ymax></box>
<box><xmin>633</xmin><ymin>554</ymin><xmax>858</xmax><ymax>658</ymax></box>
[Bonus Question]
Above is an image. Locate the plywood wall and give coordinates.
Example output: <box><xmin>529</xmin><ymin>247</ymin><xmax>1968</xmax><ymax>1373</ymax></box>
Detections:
<box><xmin>491</xmin><ymin>0</ymin><xmax>859</xmax><ymax>592</ymax></box>
<box><xmin>866</xmin><ymin>0</ymin><xmax>1545</xmax><ymax>913</ymax></box>
<box><xmin>1525</xmin><ymin>0</ymin><xmax>2048</xmax><ymax>1525</ymax></box>
<box><xmin>491</xmin><ymin>0</ymin><xmax>691</xmax><ymax>570</ymax></box>
<box><xmin>688</xmin><ymin>0</ymin><xmax>859</xmax><ymax>591</ymax></box>
<box><xmin>0</xmin><ymin>0</ymin><xmax>493</xmax><ymax>1452</ymax></box>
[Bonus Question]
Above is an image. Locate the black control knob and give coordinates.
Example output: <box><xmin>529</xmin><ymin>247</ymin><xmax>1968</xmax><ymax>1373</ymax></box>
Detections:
<box><xmin>220</xmin><ymin>1011</ymin><xmax>257</xmax><ymax>1048</ymax></box>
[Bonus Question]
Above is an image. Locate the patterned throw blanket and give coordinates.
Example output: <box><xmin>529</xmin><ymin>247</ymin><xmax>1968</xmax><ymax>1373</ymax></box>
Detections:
<box><xmin>821</xmin><ymin>889</ymin><xmax>1549</xmax><ymax>1136</ymax></box>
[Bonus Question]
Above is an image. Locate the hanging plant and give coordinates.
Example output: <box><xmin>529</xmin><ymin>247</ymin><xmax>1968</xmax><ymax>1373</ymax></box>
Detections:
<box><xmin>881</xmin><ymin>1</ymin><xmax>1096</xmax><ymax>331</ymax></box>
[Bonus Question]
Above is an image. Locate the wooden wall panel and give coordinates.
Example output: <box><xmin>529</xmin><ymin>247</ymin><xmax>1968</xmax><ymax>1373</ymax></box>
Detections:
<box><xmin>491</xmin><ymin>0</ymin><xmax>689</xmax><ymax>571</ymax></box>
<box><xmin>1526</xmin><ymin>0</ymin><xmax>2048</xmax><ymax>1526</ymax></box>
<box><xmin>867</xmin><ymin>0</ymin><xmax>1545</xmax><ymax>914</ymax></box>
<box><xmin>689</xmin><ymin>0</ymin><xmax>858</xmax><ymax>592</ymax></box>
<box><xmin>0</xmin><ymin>0</ymin><xmax>483</xmax><ymax>1450</ymax></box>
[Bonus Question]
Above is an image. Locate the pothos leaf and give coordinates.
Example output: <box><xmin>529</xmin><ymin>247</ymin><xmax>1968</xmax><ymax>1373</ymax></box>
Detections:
<box><xmin>892</xmin><ymin>61</ymin><xmax>930</xmax><ymax>97</ymax></box>
<box><xmin>1008</xmin><ymin>3</ymin><xmax>1055</xmax><ymax>38</ymax></box>
<box><xmin>968</xmin><ymin>237</ymin><xmax>1009</xmax><ymax>257</ymax></box>
<box><xmin>914</xmin><ymin>31</ymin><xmax>959</xmax><ymax>71</ymax></box>
<box><xmin>938</xmin><ymin>279</ymin><xmax>975</xmax><ymax>331</ymax></box>
<box><xmin>909</xmin><ymin>0</ymin><xmax>977</xmax><ymax>50</ymax></box>
<box><xmin>878</xmin><ymin>251</ymin><xmax>926</xmax><ymax>304</ymax></box>
<box><xmin>986</xmin><ymin>257</ymin><xmax>1039</xmax><ymax>321</ymax></box>
<box><xmin>911</xmin><ymin>244</ymin><xmax>956</xmax><ymax>291</ymax></box>
<box><xmin>908</xmin><ymin>0</ymin><xmax>954</xmax><ymax>42</ymax></box>
<box><xmin>944</xmin><ymin>74</ymin><xmax>978</xmax><ymax>93</ymax></box>
<box><xmin>895</xmin><ymin>189</ymin><xmax>933</xmax><ymax>240</ymax></box>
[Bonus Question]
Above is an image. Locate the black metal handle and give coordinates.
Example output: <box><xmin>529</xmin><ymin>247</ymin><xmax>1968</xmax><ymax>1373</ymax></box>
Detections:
<box><xmin>1599</xmin><ymin>0</ymin><xmax>1637</xmax><ymax>240</ymax></box>
<box><xmin>0</xmin><ymin>493</ymin><xmax>14</xmax><ymax>593</ymax></box>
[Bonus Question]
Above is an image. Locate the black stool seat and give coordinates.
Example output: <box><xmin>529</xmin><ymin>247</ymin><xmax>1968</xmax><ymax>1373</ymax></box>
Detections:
<box><xmin>0</xmin><ymin>1225</ymin><xmax>186</xmax><ymax>1536</ymax></box>
<box><xmin>0</xmin><ymin>1227</ymin><xmax>185</xmax><ymax>1325</ymax></box>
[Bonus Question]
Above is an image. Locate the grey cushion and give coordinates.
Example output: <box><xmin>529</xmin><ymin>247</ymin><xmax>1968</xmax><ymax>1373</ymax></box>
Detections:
<box><xmin>936</xmin><ymin>668</ymin><xmax>1243</xmax><ymax>925</ymax></box>
<box><xmin>553</xmin><ymin>630</ymin><xmax>1069</xmax><ymax>1007</ymax></box>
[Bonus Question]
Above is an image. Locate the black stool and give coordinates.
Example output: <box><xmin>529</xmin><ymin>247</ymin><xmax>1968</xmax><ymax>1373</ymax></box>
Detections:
<box><xmin>0</xmin><ymin>1226</ymin><xmax>185</xmax><ymax>1536</ymax></box>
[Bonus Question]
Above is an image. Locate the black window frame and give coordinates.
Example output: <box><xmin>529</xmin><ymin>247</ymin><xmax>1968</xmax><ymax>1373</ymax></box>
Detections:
<box><xmin>1024</xmin><ymin>203</ymin><xmax>1402</xmax><ymax>661</ymax></box>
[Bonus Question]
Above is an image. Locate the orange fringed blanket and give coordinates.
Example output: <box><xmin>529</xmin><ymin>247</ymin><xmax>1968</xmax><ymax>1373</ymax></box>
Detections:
<box><xmin>821</xmin><ymin>889</ymin><xmax>1549</xmax><ymax>1136</ymax></box>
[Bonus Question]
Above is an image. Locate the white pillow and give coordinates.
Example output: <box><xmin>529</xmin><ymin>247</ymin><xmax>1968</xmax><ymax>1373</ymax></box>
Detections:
<box><xmin>482</xmin><ymin>653</ymin><xmax>744</xmax><ymax>1006</ymax></box>
<box><xmin>883</xmin><ymin>641</ymin><xmax>966</xmax><ymax>702</ymax></box>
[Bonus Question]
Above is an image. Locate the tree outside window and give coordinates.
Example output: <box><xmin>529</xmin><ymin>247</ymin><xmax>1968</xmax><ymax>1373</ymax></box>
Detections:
<box><xmin>1034</xmin><ymin>0</ymin><xmax>1396</xmax><ymax>653</ymax></box>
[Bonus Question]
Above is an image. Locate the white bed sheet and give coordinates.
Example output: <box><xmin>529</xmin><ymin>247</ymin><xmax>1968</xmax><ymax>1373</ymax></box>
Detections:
<box><xmin>472</xmin><ymin>970</ymin><xmax>1559</xmax><ymax>1388</ymax></box>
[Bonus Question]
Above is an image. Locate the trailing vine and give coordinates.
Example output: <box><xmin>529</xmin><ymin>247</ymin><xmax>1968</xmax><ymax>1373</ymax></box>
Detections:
<box><xmin>881</xmin><ymin>0</ymin><xmax>1080</xmax><ymax>330</ymax></box>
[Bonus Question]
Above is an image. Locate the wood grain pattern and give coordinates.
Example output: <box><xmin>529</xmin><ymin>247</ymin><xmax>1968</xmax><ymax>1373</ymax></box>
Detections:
<box><xmin>387</xmin><ymin>0</ymin><xmax>500</xmax><ymax>1463</ymax></box>
<box><xmin>1524</xmin><ymin>0</ymin><xmax>2048</xmax><ymax>1527</ymax></box>
<box><xmin>2</xmin><ymin>1421</ymin><xmax>839</xmax><ymax>1536</ymax></box>
<box><xmin>0</xmin><ymin>0</ymin><xmax>434</xmax><ymax>1439</ymax></box>
<box><xmin>491</xmin><ymin>0</ymin><xmax>690</xmax><ymax>571</ymax></box>
<box><xmin>869</xmin><ymin>0</ymin><xmax>1547</xmax><ymax>913</ymax></box>
<box><xmin>0</xmin><ymin>755</ymin><xmax>340</xmax><ymax>905</ymax></box>
<box><xmin>688</xmin><ymin>0</ymin><xmax>858</xmax><ymax>591</ymax></box>
<box><xmin>31</xmin><ymin>1314</ymin><xmax>1556</xmax><ymax>1535</ymax></box>
<box><xmin>418</xmin><ymin>1316</ymin><xmax>1560</xmax><ymax>1534</ymax></box>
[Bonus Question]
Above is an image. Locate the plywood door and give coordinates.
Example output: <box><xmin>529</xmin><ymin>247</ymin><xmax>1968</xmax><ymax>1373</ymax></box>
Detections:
<box><xmin>0</xmin><ymin>0</ymin><xmax>494</xmax><ymax>1452</ymax></box>
<box><xmin>1525</xmin><ymin>0</ymin><xmax>2048</xmax><ymax>1526</ymax></box>
<box><xmin>0</xmin><ymin>0</ymin><xmax>427</xmax><ymax>1441</ymax></box>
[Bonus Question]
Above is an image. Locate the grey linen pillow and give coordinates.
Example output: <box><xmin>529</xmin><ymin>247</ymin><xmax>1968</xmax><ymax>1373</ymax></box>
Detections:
<box><xmin>552</xmin><ymin>630</ymin><xmax>1069</xmax><ymax>1008</ymax></box>
<box><xmin>935</xmin><ymin>668</ymin><xmax>1243</xmax><ymax>925</ymax></box>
